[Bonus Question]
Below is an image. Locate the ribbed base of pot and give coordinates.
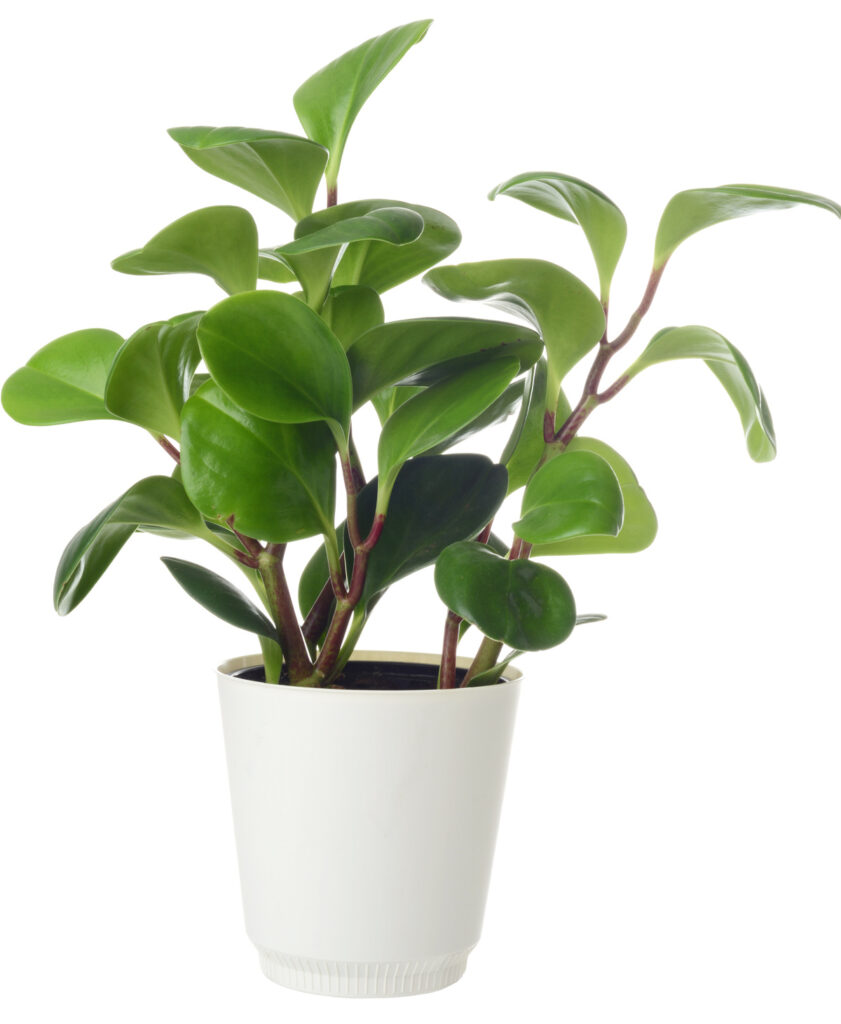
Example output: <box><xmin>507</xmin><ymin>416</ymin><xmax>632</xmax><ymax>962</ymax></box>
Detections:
<box><xmin>256</xmin><ymin>947</ymin><xmax>472</xmax><ymax>997</ymax></box>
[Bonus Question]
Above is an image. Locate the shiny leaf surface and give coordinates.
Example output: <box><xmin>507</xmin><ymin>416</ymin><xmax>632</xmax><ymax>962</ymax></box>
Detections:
<box><xmin>435</xmin><ymin>542</ymin><xmax>576</xmax><ymax>650</ymax></box>
<box><xmin>2</xmin><ymin>329</ymin><xmax>124</xmax><ymax>425</ymax></box>
<box><xmin>168</xmin><ymin>125</ymin><xmax>328</xmax><ymax>221</ymax></box>
<box><xmin>181</xmin><ymin>382</ymin><xmax>336</xmax><ymax>542</ymax></box>
<box><xmin>111</xmin><ymin>206</ymin><xmax>258</xmax><ymax>295</ymax></box>
<box><xmin>425</xmin><ymin>379</ymin><xmax>524</xmax><ymax>456</ymax></box>
<box><xmin>490</xmin><ymin>171</ymin><xmax>627</xmax><ymax>300</ymax></box>
<box><xmin>280</xmin><ymin>205</ymin><xmax>423</xmax><ymax>255</ymax></box>
<box><xmin>321</xmin><ymin>286</ymin><xmax>384</xmax><ymax>350</ymax></box>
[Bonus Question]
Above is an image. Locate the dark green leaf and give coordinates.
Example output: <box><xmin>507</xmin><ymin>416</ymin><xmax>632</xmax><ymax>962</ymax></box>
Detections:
<box><xmin>347</xmin><ymin>317</ymin><xmax>542</xmax><ymax>408</ymax></box>
<box><xmin>293</xmin><ymin>20</ymin><xmax>432</xmax><ymax>189</ymax></box>
<box><xmin>167</xmin><ymin>126</ymin><xmax>328</xmax><ymax>221</ymax></box>
<box><xmin>377</xmin><ymin>359</ymin><xmax>519</xmax><ymax>505</ymax></box>
<box><xmin>435</xmin><ymin>542</ymin><xmax>576</xmax><ymax>650</ymax></box>
<box><xmin>105</xmin><ymin>312</ymin><xmax>202</xmax><ymax>438</ymax></box>
<box><xmin>627</xmin><ymin>325</ymin><xmax>775</xmax><ymax>461</ymax></box>
<box><xmin>424</xmin><ymin>259</ymin><xmax>605</xmax><ymax>402</ymax></box>
<box><xmin>654</xmin><ymin>184</ymin><xmax>841</xmax><ymax>268</ymax></box>
<box><xmin>111</xmin><ymin>206</ymin><xmax>258</xmax><ymax>296</ymax></box>
<box><xmin>180</xmin><ymin>381</ymin><xmax>336</xmax><ymax>542</ymax></box>
<box><xmin>293</xmin><ymin>199</ymin><xmax>461</xmax><ymax>292</ymax></box>
<box><xmin>514</xmin><ymin>450</ymin><xmax>623</xmax><ymax>545</ymax></box>
<box><xmin>54</xmin><ymin>476</ymin><xmax>206</xmax><ymax>614</ymax></box>
<box><xmin>489</xmin><ymin>172</ymin><xmax>627</xmax><ymax>301</ymax></box>
<box><xmin>2</xmin><ymin>329</ymin><xmax>124</xmax><ymax>425</ymax></box>
<box><xmin>161</xmin><ymin>556</ymin><xmax>277</xmax><ymax>641</ymax></box>
<box><xmin>533</xmin><ymin>438</ymin><xmax>657</xmax><ymax>555</ymax></box>
<box><xmin>197</xmin><ymin>290</ymin><xmax>352</xmax><ymax>437</ymax></box>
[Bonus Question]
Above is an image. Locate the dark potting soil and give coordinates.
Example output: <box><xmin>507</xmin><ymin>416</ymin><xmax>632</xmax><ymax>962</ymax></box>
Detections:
<box><xmin>232</xmin><ymin>660</ymin><xmax>467</xmax><ymax>691</ymax></box>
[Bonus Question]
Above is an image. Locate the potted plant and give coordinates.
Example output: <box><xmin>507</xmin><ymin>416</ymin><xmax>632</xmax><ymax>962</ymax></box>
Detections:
<box><xmin>2</xmin><ymin>18</ymin><xmax>838</xmax><ymax>998</ymax></box>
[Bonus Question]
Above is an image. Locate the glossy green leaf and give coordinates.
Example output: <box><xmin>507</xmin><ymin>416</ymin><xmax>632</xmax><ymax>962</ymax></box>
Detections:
<box><xmin>347</xmin><ymin>317</ymin><xmax>542</xmax><ymax>408</ymax></box>
<box><xmin>161</xmin><ymin>556</ymin><xmax>277</xmax><ymax>641</ymax></box>
<box><xmin>654</xmin><ymin>184</ymin><xmax>841</xmax><ymax>268</ymax></box>
<box><xmin>293</xmin><ymin>199</ymin><xmax>461</xmax><ymax>292</ymax></box>
<box><xmin>257</xmin><ymin>250</ymin><xmax>297</xmax><ymax>284</ymax></box>
<box><xmin>533</xmin><ymin>438</ymin><xmax>657</xmax><ymax>555</ymax></box>
<box><xmin>489</xmin><ymin>172</ymin><xmax>627</xmax><ymax>301</ymax></box>
<box><xmin>435</xmin><ymin>542</ymin><xmax>576</xmax><ymax>650</ymax></box>
<box><xmin>353</xmin><ymin>455</ymin><xmax>508</xmax><ymax>606</ymax></box>
<box><xmin>167</xmin><ymin>126</ymin><xmax>328</xmax><ymax>221</ymax></box>
<box><xmin>54</xmin><ymin>476</ymin><xmax>206</xmax><ymax>614</ymax></box>
<box><xmin>2</xmin><ymin>329</ymin><xmax>124</xmax><ymax>425</ymax></box>
<box><xmin>281</xmin><ymin>206</ymin><xmax>424</xmax><ymax>255</ymax></box>
<box><xmin>105</xmin><ymin>312</ymin><xmax>201</xmax><ymax>439</ymax></box>
<box><xmin>197</xmin><ymin>290</ymin><xmax>352</xmax><ymax>437</ymax></box>
<box><xmin>466</xmin><ymin>649</ymin><xmax>523</xmax><ymax>687</ymax></box>
<box><xmin>377</xmin><ymin>359</ymin><xmax>519</xmax><ymax>505</ymax></box>
<box><xmin>515</xmin><ymin>450</ymin><xmax>623</xmax><ymax>544</ymax></box>
<box><xmin>627</xmin><ymin>325</ymin><xmax>775</xmax><ymax>462</ymax></box>
<box><xmin>180</xmin><ymin>382</ymin><xmax>336</xmax><ymax>542</ymax></box>
<box><xmin>370</xmin><ymin>385</ymin><xmax>424</xmax><ymax>425</ymax></box>
<box><xmin>294</xmin><ymin>20</ymin><xmax>431</xmax><ymax>189</ymax></box>
<box><xmin>425</xmin><ymin>379</ymin><xmax>524</xmax><ymax>456</ymax></box>
<box><xmin>424</xmin><ymin>259</ymin><xmax>605</xmax><ymax>401</ymax></box>
<box><xmin>321</xmin><ymin>286</ymin><xmax>384</xmax><ymax>350</ymax></box>
<box><xmin>111</xmin><ymin>206</ymin><xmax>258</xmax><ymax>295</ymax></box>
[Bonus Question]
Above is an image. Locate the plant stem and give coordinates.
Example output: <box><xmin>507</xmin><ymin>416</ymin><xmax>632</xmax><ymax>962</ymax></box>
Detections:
<box><xmin>438</xmin><ymin>611</ymin><xmax>462</xmax><ymax>689</ymax></box>
<box><xmin>155</xmin><ymin>434</ymin><xmax>180</xmax><ymax>463</ymax></box>
<box><xmin>258</xmin><ymin>543</ymin><xmax>314</xmax><ymax>684</ymax></box>
<box><xmin>463</xmin><ymin>636</ymin><xmax>503</xmax><ymax>686</ymax></box>
<box><xmin>327</xmin><ymin>182</ymin><xmax>338</xmax><ymax>207</ymax></box>
<box><xmin>225</xmin><ymin>516</ymin><xmax>263</xmax><ymax>559</ymax></box>
<box><xmin>348</xmin><ymin>435</ymin><xmax>367</xmax><ymax>490</ymax></box>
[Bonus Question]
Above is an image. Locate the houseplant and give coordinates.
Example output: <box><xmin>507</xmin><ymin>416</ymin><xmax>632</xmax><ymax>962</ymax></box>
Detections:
<box><xmin>2</xmin><ymin>16</ymin><xmax>839</xmax><ymax>997</ymax></box>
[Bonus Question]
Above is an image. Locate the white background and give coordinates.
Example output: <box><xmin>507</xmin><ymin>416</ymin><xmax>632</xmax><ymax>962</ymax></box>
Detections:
<box><xmin>1</xmin><ymin>1</ymin><xmax>839</xmax><ymax>1020</ymax></box>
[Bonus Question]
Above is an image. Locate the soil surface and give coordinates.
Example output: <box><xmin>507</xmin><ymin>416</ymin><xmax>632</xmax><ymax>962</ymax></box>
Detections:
<box><xmin>233</xmin><ymin>660</ymin><xmax>467</xmax><ymax>690</ymax></box>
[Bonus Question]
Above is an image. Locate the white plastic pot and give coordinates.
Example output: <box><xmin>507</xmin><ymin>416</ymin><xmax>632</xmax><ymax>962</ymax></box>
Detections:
<box><xmin>217</xmin><ymin>650</ymin><xmax>522</xmax><ymax>998</ymax></box>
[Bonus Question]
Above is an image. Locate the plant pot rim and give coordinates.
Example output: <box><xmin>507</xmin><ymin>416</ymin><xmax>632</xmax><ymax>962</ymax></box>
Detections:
<box><xmin>218</xmin><ymin>649</ymin><xmax>523</xmax><ymax>695</ymax></box>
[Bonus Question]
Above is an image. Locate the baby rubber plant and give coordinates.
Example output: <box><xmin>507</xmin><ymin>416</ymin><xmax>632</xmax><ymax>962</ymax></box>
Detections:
<box><xmin>2</xmin><ymin>19</ymin><xmax>839</xmax><ymax>691</ymax></box>
<box><xmin>426</xmin><ymin>175</ymin><xmax>840</xmax><ymax>686</ymax></box>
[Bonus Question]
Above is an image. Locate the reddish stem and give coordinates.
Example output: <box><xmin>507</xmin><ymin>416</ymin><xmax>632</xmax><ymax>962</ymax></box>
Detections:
<box><xmin>156</xmin><ymin>435</ymin><xmax>180</xmax><ymax>463</ymax></box>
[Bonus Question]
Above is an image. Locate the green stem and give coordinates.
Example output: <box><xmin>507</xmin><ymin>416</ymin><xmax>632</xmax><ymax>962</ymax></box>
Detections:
<box><xmin>463</xmin><ymin>636</ymin><xmax>503</xmax><ymax>686</ymax></box>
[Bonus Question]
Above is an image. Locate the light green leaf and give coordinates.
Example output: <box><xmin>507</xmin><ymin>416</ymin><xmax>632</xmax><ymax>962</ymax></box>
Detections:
<box><xmin>180</xmin><ymin>381</ymin><xmax>336</xmax><ymax>542</ymax></box>
<box><xmin>294</xmin><ymin>199</ymin><xmax>461</xmax><ymax>292</ymax></box>
<box><xmin>294</xmin><ymin>20</ymin><xmax>432</xmax><ymax>190</ymax></box>
<box><xmin>161</xmin><ymin>556</ymin><xmax>278</xmax><ymax>641</ymax></box>
<box><xmin>514</xmin><ymin>450</ymin><xmax>624</xmax><ymax>545</ymax></box>
<box><xmin>655</xmin><ymin>184</ymin><xmax>841</xmax><ymax>268</ymax></box>
<box><xmin>111</xmin><ymin>206</ymin><xmax>258</xmax><ymax>296</ymax></box>
<box><xmin>167</xmin><ymin>126</ymin><xmax>328</xmax><ymax>221</ymax></box>
<box><xmin>490</xmin><ymin>171</ymin><xmax>627</xmax><ymax>301</ymax></box>
<box><xmin>280</xmin><ymin>206</ymin><xmax>424</xmax><ymax>255</ymax></box>
<box><xmin>197</xmin><ymin>290</ymin><xmax>352</xmax><ymax>438</ymax></box>
<box><xmin>424</xmin><ymin>259</ymin><xmax>605</xmax><ymax>403</ymax></box>
<box><xmin>424</xmin><ymin>379</ymin><xmax>525</xmax><ymax>456</ymax></box>
<box><xmin>54</xmin><ymin>476</ymin><xmax>206</xmax><ymax>614</ymax></box>
<box><xmin>347</xmin><ymin>317</ymin><xmax>542</xmax><ymax>408</ymax></box>
<box><xmin>533</xmin><ymin>438</ymin><xmax>657</xmax><ymax>556</ymax></box>
<box><xmin>2</xmin><ymin>329</ymin><xmax>124</xmax><ymax>425</ymax></box>
<box><xmin>321</xmin><ymin>286</ymin><xmax>384</xmax><ymax>350</ymax></box>
<box><xmin>105</xmin><ymin>312</ymin><xmax>201</xmax><ymax>438</ymax></box>
<box><xmin>435</xmin><ymin>542</ymin><xmax>576</xmax><ymax>651</ymax></box>
<box><xmin>377</xmin><ymin>359</ymin><xmax>519</xmax><ymax>506</ymax></box>
<box><xmin>627</xmin><ymin>325</ymin><xmax>775</xmax><ymax>462</ymax></box>
<box><xmin>466</xmin><ymin>649</ymin><xmax>523</xmax><ymax>687</ymax></box>
<box><xmin>257</xmin><ymin>250</ymin><xmax>297</xmax><ymax>284</ymax></box>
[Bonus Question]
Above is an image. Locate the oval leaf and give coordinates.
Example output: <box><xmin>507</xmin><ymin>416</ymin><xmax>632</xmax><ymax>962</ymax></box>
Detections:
<box><xmin>490</xmin><ymin>171</ymin><xmax>627</xmax><ymax>301</ymax></box>
<box><xmin>2</xmin><ymin>328</ymin><xmax>124</xmax><ymax>425</ymax></box>
<box><xmin>281</xmin><ymin>206</ymin><xmax>424</xmax><ymax>255</ymax></box>
<box><xmin>111</xmin><ymin>206</ymin><xmax>258</xmax><ymax>296</ymax></box>
<box><xmin>514</xmin><ymin>449</ymin><xmax>624</xmax><ymax>545</ymax></box>
<box><xmin>293</xmin><ymin>20</ymin><xmax>432</xmax><ymax>189</ymax></box>
<box><xmin>377</xmin><ymin>359</ymin><xmax>520</xmax><ymax>503</ymax></box>
<box><xmin>167</xmin><ymin>126</ymin><xmax>328</xmax><ymax>221</ymax></box>
<box><xmin>347</xmin><ymin>317</ymin><xmax>542</xmax><ymax>408</ymax></box>
<box><xmin>54</xmin><ymin>476</ymin><xmax>206</xmax><ymax>615</ymax></box>
<box><xmin>180</xmin><ymin>382</ymin><xmax>336</xmax><ymax>542</ymax></box>
<box><xmin>435</xmin><ymin>542</ymin><xmax>576</xmax><ymax>650</ymax></box>
<box><xmin>197</xmin><ymin>290</ymin><xmax>352</xmax><ymax>436</ymax></box>
<box><xmin>424</xmin><ymin>259</ymin><xmax>605</xmax><ymax>402</ymax></box>
<box><xmin>654</xmin><ymin>184</ymin><xmax>841</xmax><ymax>268</ymax></box>
<box><xmin>321</xmin><ymin>286</ymin><xmax>384</xmax><ymax>350</ymax></box>
<box><xmin>627</xmin><ymin>325</ymin><xmax>775</xmax><ymax>462</ymax></box>
<box><xmin>292</xmin><ymin>199</ymin><xmax>461</xmax><ymax>293</ymax></box>
<box><xmin>161</xmin><ymin>556</ymin><xmax>277</xmax><ymax>641</ymax></box>
<box><xmin>425</xmin><ymin>379</ymin><xmax>525</xmax><ymax>456</ymax></box>
<box><xmin>105</xmin><ymin>312</ymin><xmax>202</xmax><ymax>438</ymax></box>
<box><xmin>533</xmin><ymin>438</ymin><xmax>657</xmax><ymax>556</ymax></box>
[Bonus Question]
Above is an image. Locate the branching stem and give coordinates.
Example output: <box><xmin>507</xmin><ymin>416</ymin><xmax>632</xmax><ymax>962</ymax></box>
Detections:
<box><xmin>259</xmin><ymin>543</ymin><xmax>314</xmax><ymax>684</ymax></box>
